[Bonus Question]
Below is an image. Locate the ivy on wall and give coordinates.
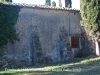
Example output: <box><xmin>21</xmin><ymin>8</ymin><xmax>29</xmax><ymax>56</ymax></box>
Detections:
<box><xmin>0</xmin><ymin>3</ymin><xmax>20</xmax><ymax>55</ymax></box>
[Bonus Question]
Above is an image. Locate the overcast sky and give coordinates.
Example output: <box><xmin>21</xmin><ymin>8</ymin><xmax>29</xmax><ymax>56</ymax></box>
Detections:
<box><xmin>13</xmin><ymin>0</ymin><xmax>80</xmax><ymax>9</ymax></box>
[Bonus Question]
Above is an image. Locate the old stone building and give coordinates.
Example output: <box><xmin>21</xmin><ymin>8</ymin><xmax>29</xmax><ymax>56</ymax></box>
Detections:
<box><xmin>3</xmin><ymin>3</ymin><xmax>82</xmax><ymax>67</ymax></box>
<box><xmin>0</xmin><ymin>2</ymin><xmax>95</xmax><ymax>68</ymax></box>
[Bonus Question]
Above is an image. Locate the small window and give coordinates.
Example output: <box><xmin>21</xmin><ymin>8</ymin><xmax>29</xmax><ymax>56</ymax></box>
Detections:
<box><xmin>71</xmin><ymin>37</ymin><xmax>79</xmax><ymax>48</ymax></box>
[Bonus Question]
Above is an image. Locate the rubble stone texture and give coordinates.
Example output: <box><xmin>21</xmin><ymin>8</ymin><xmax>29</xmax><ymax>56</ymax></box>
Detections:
<box><xmin>2</xmin><ymin>5</ymin><xmax>83</xmax><ymax>67</ymax></box>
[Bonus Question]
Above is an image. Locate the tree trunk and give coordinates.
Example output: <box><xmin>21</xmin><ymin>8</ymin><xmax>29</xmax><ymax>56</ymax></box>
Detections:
<box><xmin>95</xmin><ymin>40</ymin><xmax>100</xmax><ymax>56</ymax></box>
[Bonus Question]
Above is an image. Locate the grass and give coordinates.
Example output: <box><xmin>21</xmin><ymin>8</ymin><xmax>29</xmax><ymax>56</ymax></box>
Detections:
<box><xmin>0</xmin><ymin>57</ymin><xmax>100</xmax><ymax>75</ymax></box>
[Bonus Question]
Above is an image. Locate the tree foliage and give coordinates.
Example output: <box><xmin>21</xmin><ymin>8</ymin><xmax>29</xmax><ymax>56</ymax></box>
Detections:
<box><xmin>45</xmin><ymin>0</ymin><xmax>51</xmax><ymax>6</ymax></box>
<box><xmin>65</xmin><ymin>0</ymin><xmax>72</xmax><ymax>8</ymax></box>
<box><xmin>68</xmin><ymin>0</ymin><xmax>72</xmax><ymax>8</ymax></box>
<box><xmin>0</xmin><ymin>0</ymin><xmax>12</xmax><ymax>2</ymax></box>
<box><xmin>52</xmin><ymin>1</ymin><xmax>56</xmax><ymax>7</ymax></box>
<box><xmin>80</xmin><ymin>0</ymin><xmax>100</xmax><ymax>40</ymax></box>
<box><xmin>0</xmin><ymin>3</ymin><xmax>20</xmax><ymax>49</ymax></box>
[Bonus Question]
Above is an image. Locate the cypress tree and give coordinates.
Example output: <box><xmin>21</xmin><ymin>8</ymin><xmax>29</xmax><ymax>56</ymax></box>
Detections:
<box><xmin>80</xmin><ymin>0</ymin><xmax>100</xmax><ymax>55</ymax></box>
<box><xmin>65</xmin><ymin>0</ymin><xmax>72</xmax><ymax>8</ymax></box>
<box><xmin>0</xmin><ymin>0</ymin><xmax>12</xmax><ymax>2</ymax></box>
<box><xmin>68</xmin><ymin>0</ymin><xmax>72</xmax><ymax>8</ymax></box>
<box><xmin>52</xmin><ymin>1</ymin><xmax>56</xmax><ymax>7</ymax></box>
<box><xmin>81</xmin><ymin>0</ymin><xmax>100</xmax><ymax>38</ymax></box>
<box><xmin>45</xmin><ymin>0</ymin><xmax>51</xmax><ymax>6</ymax></box>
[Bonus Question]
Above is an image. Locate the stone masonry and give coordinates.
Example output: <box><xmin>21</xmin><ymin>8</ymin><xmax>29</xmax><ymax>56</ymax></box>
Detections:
<box><xmin>0</xmin><ymin>3</ymin><xmax>83</xmax><ymax>68</ymax></box>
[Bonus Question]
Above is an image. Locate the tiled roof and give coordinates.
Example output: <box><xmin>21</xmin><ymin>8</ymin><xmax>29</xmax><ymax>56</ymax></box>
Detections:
<box><xmin>1</xmin><ymin>2</ymin><xmax>80</xmax><ymax>11</ymax></box>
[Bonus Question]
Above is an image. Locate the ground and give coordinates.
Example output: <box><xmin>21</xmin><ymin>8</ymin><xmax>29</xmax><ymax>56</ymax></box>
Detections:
<box><xmin>0</xmin><ymin>56</ymin><xmax>100</xmax><ymax>75</ymax></box>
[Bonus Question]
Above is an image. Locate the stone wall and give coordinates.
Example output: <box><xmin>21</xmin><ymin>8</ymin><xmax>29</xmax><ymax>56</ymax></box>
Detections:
<box><xmin>4</xmin><ymin>6</ymin><xmax>82</xmax><ymax>67</ymax></box>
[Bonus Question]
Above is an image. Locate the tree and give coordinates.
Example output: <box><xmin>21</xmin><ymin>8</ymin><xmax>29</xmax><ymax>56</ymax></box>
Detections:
<box><xmin>80</xmin><ymin>0</ymin><xmax>100</xmax><ymax>55</ymax></box>
<box><xmin>68</xmin><ymin>4</ymin><xmax>70</xmax><ymax>8</ymax></box>
<box><xmin>45</xmin><ymin>0</ymin><xmax>51</xmax><ymax>6</ymax></box>
<box><xmin>65</xmin><ymin>0</ymin><xmax>72</xmax><ymax>8</ymax></box>
<box><xmin>52</xmin><ymin>1</ymin><xmax>56</xmax><ymax>7</ymax></box>
<box><xmin>68</xmin><ymin>0</ymin><xmax>72</xmax><ymax>8</ymax></box>
<box><xmin>0</xmin><ymin>0</ymin><xmax>12</xmax><ymax>2</ymax></box>
<box><xmin>5</xmin><ymin>0</ymin><xmax>12</xmax><ymax>2</ymax></box>
<box><xmin>0</xmin><ymin>3</ymin><xmax>20</xmax><ymax>56</ymax></box>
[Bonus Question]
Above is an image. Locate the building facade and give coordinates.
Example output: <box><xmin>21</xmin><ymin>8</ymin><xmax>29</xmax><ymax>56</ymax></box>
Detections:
<box><xmin>0</xmin><ymin>3</ymin><xmax>95</xmax><ymax>68</ymax></box>
<box><xmin>3</xmin><ymin>3</ymin><xmax>82</xmax><ymax>67</ymax></box>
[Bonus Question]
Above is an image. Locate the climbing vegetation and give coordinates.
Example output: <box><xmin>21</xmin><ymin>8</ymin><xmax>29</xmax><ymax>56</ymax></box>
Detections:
<box><xmin>0</xmin><ymin>3</ymin><xmax>20</xmax><ymax>55</ymax></box>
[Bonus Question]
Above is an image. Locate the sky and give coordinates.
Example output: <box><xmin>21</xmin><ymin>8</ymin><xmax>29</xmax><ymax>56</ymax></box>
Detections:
<box><xmin>13</xmin><ymin>0</ymin><xmax>80</xmax><ymax>9</ymax></box>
